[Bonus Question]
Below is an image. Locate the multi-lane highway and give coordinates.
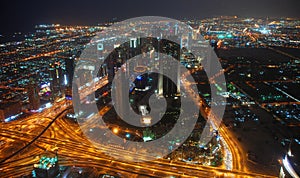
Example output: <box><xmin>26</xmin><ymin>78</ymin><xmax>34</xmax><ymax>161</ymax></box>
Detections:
<box><xmin>0</xmin><ymin>78</ymin><xmax>277</xmax><ymax>177</ymax></box>
<box><xmin>181</xmin><ymin>69</ymin><xmax>248</xmax><ymax>173</ymax></box>
<box><xmin>0</xmin><ymin>108</ymin><xmax>275</xmax><ymax>177</ymax></box>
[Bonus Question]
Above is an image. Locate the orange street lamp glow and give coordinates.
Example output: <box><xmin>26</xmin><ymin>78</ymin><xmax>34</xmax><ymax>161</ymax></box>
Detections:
<box><xmin>113</xmin><ymin>128</ymin><xmax>119</xmax><ymax>134</ymax></box>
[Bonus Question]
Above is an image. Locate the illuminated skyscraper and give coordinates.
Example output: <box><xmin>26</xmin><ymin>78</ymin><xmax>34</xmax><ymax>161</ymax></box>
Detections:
<box><xmin>114</xmin><ymin>67</ymin><xmax>129</xmax><ymax>118</ymax></box>
<box><xmin>33</xmin><ymin>155</ymin><xmax>59</xmax><ymax>178</ymax></box>
<box><xmin>159</xmin><ymin>38</ymin><xmax>181</xmax><ymax>97</ymax></box>
<box><xmin>65</xmin><ymin>58</ymin><xmax>74</xmax><ymax>87</ymax></box>
<box><xmin>49</xmin><ymin>62</ymin><xmax>63</xmax><ymax>100</ymax></box>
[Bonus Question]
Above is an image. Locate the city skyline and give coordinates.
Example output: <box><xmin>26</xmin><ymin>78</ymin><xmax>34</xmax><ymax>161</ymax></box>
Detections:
<box><xmin>1</xmin><ymin>0</ymin><xmax>300</xmax><ymax>34</ymax></box>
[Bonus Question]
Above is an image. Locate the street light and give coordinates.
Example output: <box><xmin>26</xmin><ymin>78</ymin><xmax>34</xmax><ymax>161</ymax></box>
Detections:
<box><xmin>113</xmin><ymin>127</ymin><xmax>119</xmax><ymax>134</ymax></box>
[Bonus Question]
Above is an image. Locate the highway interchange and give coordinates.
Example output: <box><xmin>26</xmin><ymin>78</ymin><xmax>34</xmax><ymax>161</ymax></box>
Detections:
<box><xmin>0</xmin><ymin>78</ymin><xmax>277</xmax><ymax>177</ymax></box>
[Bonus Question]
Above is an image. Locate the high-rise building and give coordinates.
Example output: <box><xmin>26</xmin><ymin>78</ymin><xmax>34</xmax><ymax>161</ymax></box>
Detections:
<box><xmin>77</xmin><ymin>69</ymin><xmax>93</xmax><ymax>87</ymax></box>
<box><xmin>99</xmin><ymin>64</ymin><xmax>108</xmax><ymax>77</ymax></box>
<box><xmin>159</xmin><ymin>39</ymin><xmax>181</xmax><ymax>97</ymax></box>
<box><xmin>107</xmin><ymin>51</ymin><xmax>117</xmax><ymax>83</ymax></box>
<box><xmin>114</xmin><ymin>68</ymin><xmax>129</xmax><ymax>118</ymax></box>
<box><xmin>65</xmin><ymin>58</ymin><xmax>74</xmax><ymax>87</ymax></box>
<box><xmin>33</xmin><ymin>155</ymin><xmax>59</xmax><ymax>178</ymax></box>
<box><xmin>0</xmin><ymin>102</ymin><xmax>22</xmax><ymax>122</ymax></box>
<box><xmin>27</xmin><ymin>80</ymin><xmax>40</xmax><ymax>110</ymax></box>
<box><xmin>279</xmin><ymin>140</ymin><xmax>300</xmax><ymax>178</ymax></box>
<box><xmin>49</xmin><ymin>62</ymin><xmax>63</xmax><ymax>100</ymax></box>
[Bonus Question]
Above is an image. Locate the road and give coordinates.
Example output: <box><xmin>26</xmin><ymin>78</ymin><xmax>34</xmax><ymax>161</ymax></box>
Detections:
<box><xmin>181</xmin><ymin>69</ymin><xmax>249</xmax><ymax>173</ymax></box>
<box><xmin>0</xmin><ymin>79</ymin><xmax>276</xmax><ymax>177</ymax></box>
<box><xmin>79</xmin><ymin>75</ymin><xmax>109</xmax><ymax>100</ymax></box>
<box><xmin>0</xmin><ymin>112</ymin><xmax>276</xmax><ymax>178</ymax></box>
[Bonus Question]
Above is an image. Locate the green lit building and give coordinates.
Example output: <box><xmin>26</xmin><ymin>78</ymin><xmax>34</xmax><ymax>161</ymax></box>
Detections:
<box><xmin>32</xmin><ymin>155</ymin><xmax>59</xmax><ymax>178</ymax></box>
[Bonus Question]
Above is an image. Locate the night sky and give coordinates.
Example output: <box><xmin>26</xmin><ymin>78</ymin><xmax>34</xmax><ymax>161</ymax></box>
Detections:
<box><xmin>1</xmin><ymin>0</ymin><xmax>299</xmax><ymax>34</ymax></box>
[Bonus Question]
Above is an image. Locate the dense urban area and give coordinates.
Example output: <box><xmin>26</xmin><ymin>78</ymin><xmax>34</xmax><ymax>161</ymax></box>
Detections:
<box><xmin>0</xmin><ymin>16</ymin><xmax>299</xmax><ymax>177</ymax></box>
